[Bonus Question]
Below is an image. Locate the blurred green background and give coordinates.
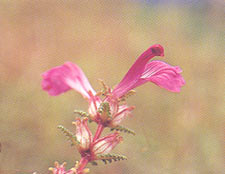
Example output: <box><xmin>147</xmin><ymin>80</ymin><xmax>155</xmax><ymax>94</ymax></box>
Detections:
<box><xmin>0</xmin><ymin>0</ymin><xmax>224</xmax><ymax>174</ymax></box>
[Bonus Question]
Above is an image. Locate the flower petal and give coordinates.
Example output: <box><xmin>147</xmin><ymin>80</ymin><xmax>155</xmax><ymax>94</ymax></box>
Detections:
<box><xmin>113</xmin><ymin>44</ymin><xmax>164</xmax><ymax>98</ymax></box>
<box><xmin>74</xmin><ymin>118</ymin><xmax>93</xmax><ymax>150</ymax></box>
<box><xmin>111</xmin><ymin>105</ymin><xmax>134</xmax><ymax>126</ymax></box>
<box><xmin>92</xmin><ymin>132</ymin><xmax>122</xmax><ymax>155</ymax></box>
<box><xmin>88</xmin><ymin>92</ymin><xmax>102</xmax><ymax>118</ymax></box>
<box><xmin>135</xmin><ymin>60</ymin><xmax>185</xmax><ymax>92</ymax></box>
<box><xmin>41</xmin><ymin>62</ymin><xmax>96</xmax><ymax>98</ymax></box>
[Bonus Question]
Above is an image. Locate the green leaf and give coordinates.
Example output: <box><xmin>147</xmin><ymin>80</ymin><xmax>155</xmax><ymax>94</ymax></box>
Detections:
<box><xmin>110</xmin><ymin>125</ymin><xmax>135</xmax><ymax>135</ymax></box>
<box><xmin>97</xmin><ymin>153</ymin><xmax>127</xmax><ymax>164</ymax></box>
<box><xmin>57</xmin><ymin>125</ymin><xmax>79</xmax><ymax>146</ymax></box>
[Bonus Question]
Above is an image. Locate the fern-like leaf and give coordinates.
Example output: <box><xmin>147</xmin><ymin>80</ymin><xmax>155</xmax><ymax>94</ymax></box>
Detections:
<box><xmin>97</xmin><ymin>153</ymin><xmax>127</xmax><ymax>164</ymax></box>
<box><xmin>57</xmin><ymin>125</ymin><xmax>79</xmax><ymax>146</ymax></box>
<box><xmin>110</xmin><ymin>125</ymin><xmax>135</xmax><ymax>135</ymax></box>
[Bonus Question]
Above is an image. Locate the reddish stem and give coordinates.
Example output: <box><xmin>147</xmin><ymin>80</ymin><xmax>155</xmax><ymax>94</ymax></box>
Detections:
<box><xmin>77</xmin><ymin>157</ymin><xmax>89</xmax><ymax>173</ymax></box>
<box><xmin>77</xmin><ymin>122</ymin><xmax>104</xmax><ymax>173</ymax></box>
<box><xmin>93</xmin><ymin>124</ymin><xmax>104</xmax><ymax>142</ymax></box>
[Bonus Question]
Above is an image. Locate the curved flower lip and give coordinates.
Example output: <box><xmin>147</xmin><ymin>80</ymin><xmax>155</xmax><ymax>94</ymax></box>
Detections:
<box><xmin>112</xmin><ymin>44</ymin><xmax>185</xmax><ymax>97</ymax></box>
<box><xmin>139</xmin><ymin>61</ymin><xmax>185</xmax><ymax>92</ymax></box>
<box><xmin>41</xmin><ymin>62</ymin><xmax>96</xmax><ymax>99</ymax></box>
<box><xmin>112</xmin><ymin>44</ymin><xmax>165</xmax><ymax>98</ymax></box>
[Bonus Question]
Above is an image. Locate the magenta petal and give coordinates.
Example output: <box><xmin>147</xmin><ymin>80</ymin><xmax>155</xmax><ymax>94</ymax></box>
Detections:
<box><xmin>136</xmin><ymin>60</ymin><xmax>185</xmax><ymax>92</ymax></box>
<box><xmin>113</xmin><ymin>44</ymin><xmax>164</xmax><ymax>98</ymax></box>
<box><xmin>41</xmin><ymin>62</ymin><xmax>96</xmax><ymax>98</ymax></box>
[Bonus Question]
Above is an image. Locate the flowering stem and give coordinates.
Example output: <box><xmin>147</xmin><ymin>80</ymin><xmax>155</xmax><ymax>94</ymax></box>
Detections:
<box><xmin>77</xmin><ymin>157</ymin><xmax>89</xmax><ymax>173</ymax></box>
<box><xmin>93</xmin><ymin>124</ymin><xmax>104</xmax><ymax>142</ymax></box>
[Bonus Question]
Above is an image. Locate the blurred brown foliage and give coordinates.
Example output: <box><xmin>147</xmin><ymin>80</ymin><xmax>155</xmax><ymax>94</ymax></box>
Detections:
<box><xmin>0</xmin><ymin>1</ymin><xmax>224</xmax><ymax>174</ymax></box>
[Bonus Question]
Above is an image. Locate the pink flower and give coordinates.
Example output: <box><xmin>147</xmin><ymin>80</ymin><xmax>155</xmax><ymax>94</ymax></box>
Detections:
<box><xmin>91</xmin><ymin>132</ymin><xmax>122</xmax><ymax>156</ymax></box>
<box><xmin>73</xmin><ymin>118</ymin><xmax>122</xmax><ymax>161</ymax></box>
<box><xmin>49</xmin><ymin>162</ymin><xmax>76</xmax><ymax>174</ymax></box>
<box><xmin>73</xmin><ymin>118</ymin><xmax>93</xmax><ymax>151</ymax></box>
<box><xmin>49</xmin><ymin>161</ymin><xmax>90</xmax><ymax>174</ymax></box>
<box><xmin>41</xmin><ymin>62</ymin><xmax>96</xmax><ymax>98</ymax></box>
<box><xmin>41</xmin><ymin>44</ymin><xmax>185</xmax><ymax>126</ymax></box>
<box><xmin>112</xmin><ymin>44</ymin><xmax>185</xmax><ymax>97</ymax></box>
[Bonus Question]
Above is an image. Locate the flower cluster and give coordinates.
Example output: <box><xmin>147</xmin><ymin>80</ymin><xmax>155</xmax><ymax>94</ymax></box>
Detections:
<box><xmin>42</xmin><ymin>44</ymin><xmax>185</xmax><ymax>174</ymax></box>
